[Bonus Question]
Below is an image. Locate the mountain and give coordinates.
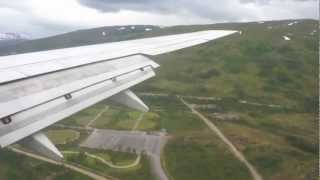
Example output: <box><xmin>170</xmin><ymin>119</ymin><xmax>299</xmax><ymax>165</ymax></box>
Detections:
<box><xmin>0</xmin><ymin>25</ymin><xmax>159</xmax><ymax>56</ymax></box>
<box><xmin>0</xmin><ymin>32</ymin><xmax>28</xmax><ymax>51</ymax></box>
<box><xmin>0</xmin><ymin>19</ymin><xmax>317</xmax><ymax>108</ymax></box>
<box><xmin>0</xmin><ymin>19</ymin><xmax>318</xmax><ymax>180</ymax></box>
<box><xmin>0</xmin><ymin>19</ymin><xmax>318</xmax><ymax>109</ymax></box>
<box><xmin>0</xmin><ymin>32</ymin><xmax>28</xmax><ymax>41</ymax></box>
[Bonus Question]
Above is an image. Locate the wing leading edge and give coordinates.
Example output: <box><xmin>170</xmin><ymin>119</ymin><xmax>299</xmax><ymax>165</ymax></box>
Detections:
<box><xmin>0</xmin><ymin>30</ymin><xmax>238</xmax><ymax>160</ymax></box>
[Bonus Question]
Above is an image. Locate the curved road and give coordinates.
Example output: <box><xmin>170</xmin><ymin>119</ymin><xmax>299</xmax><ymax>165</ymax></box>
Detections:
<box><xmin>9</xmin><ymin>147</ymin><xmax>111</xmax><ymax>180</ymax></box>
<box><xmin>62</xmin><ymin>151</ymin><xmax>141</xmax><ymax>169</ymax></box>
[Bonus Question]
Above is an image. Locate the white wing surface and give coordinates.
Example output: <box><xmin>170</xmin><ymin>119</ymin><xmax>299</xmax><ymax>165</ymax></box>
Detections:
<box><xmin>0</xmin><ymin>30</ymin><xmax>237</xmax><ymax>160</ymax></box>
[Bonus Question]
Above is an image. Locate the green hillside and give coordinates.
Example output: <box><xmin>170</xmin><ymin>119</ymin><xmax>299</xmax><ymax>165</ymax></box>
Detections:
<box><xmin>0</xmin><ymin>19</ymin><xmax>318</xmax><ymax>180</ymax></box>
<box><xmin>138</xmin><ymin>19</ymin><xmax>318</xmax><ymax>111</ymax></box>
<box><xmin>1</xmin><ymin>19</ymin><xmax>317</xmax><ymax>111</ymax></box>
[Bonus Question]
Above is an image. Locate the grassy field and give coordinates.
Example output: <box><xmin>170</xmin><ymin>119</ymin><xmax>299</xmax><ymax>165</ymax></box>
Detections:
<box><xmin>46</xmin><ymin>129</ymin><xmax>80</xmax><ymax>145</ymax></box>
<box><xmin>184</xmin><ymin>96</ymin><xmax>317</xmax><ymax>180</ymax></box>
<box><xmin>60</xmin><ymin>101</ymin><xmax>109</xmax><ymax>127</ymax></box>
<box><xmin>0</xmin><ymin>19</ymin><xmax>317</xmax><ymax>180</ymax></box>
<box><xmin>64</xmin><ymin>148</ymin><xmax>139</xmax><ymax>166</ymax></box>
<box><xmin>164</xmin><ymin>132</ymin><xmax>251</xmax><ymax>180</ymax></box>
<box><xmin>64</xmin><ymin>148</ymin><xmax>155</xmax><ymax>180</ymax></box>
<box><xmin>140</xmin><ymin>95</ymin><xmax>206</xmax><ymax>134</ymax></box>
<box><xmin>135</xmin><ymin>112</ymin><xmax>159</xmax><ymax>131</ymax></box>
<box><xmin>91</xmin><ymin>105</ymin><xmax>141</xmax><ymax>130</ymax></box>
<box><xmin>140</xmin><ymin>96</ymin><xmax>253</xmax><ymax>180</ymax></box>
<box><xmin>135</xmin><ymin>20</ymin><xmax>318</xmax><ymax>111</ymax></box>
<box><xmin>0</xmin><ymin>149</ymin><xmax>92</xmax><ymax>180</ymax></box>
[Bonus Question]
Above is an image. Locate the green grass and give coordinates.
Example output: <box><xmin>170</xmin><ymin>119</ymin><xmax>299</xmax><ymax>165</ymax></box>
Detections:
<box><xmin>141</xmin><ymin>96</ymin><xmax>207</xmax><ymax>134</ymax></box>
<box><xmin>0</xmin><ymin>149</ymin><xmax>92</xmax><ymax>180</ymax></box>
<box><xmin>61</xmin><ymin>101</ymin><xmax>109</xmax><ymax>127</ymax></box>
<box><xmin>135</xmin><ymin>20</ymin><xmax>318</xmax><ymax>112</ymax></box>
<box><xmin>164</xmin><ymin>132</ymin><xmax>251</xmax><ymax>180</ymax></box>
<box><xmin>65</xmin><ymin>149</ymin><xmax>155</xmax><ymax>180</ymax></box>
<box><xmin>64</xmin><ymin>148</ymin><xmax>138</xmax><ymax>166</ymax></box>
<box><xmin>135</xmin><ymin>112</ymin><xmax>159</xmax><ymax>131</ymax></box>
<box><xmin>1</xmin><ymin>19</ymin><xmax>317</xmax><ymax>180</ymax></box>
<box><xmin>46</xmin><ymin>129</ymin><xmax>80</xmax><ymax>145</ymax></box>
<box><xmin>91</xmin><ymin>105</ymin><xmax>141</xmax><ymax>130</ymax></box>
<box><xmin>139</xmin><ymin>96</ymin><xmax>253</xmax><ymax>179</ymax></box>
<box><xmin>192</xmin><ymin>96</ymin><xmax>317</xmax><ymax>180</ymax></box>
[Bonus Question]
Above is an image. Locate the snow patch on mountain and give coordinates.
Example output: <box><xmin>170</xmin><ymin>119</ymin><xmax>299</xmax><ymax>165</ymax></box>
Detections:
<box><xmin>0</xmin><ymin>33</ymin><xmax>28</xmax><ymax>41</ymax></box>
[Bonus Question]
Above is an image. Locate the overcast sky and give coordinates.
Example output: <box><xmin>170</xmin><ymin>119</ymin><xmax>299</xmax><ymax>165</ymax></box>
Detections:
<box><xmin>0</xmin><ymin>0</ymin><xmax>318</xmax><ymax>38</ymax></box>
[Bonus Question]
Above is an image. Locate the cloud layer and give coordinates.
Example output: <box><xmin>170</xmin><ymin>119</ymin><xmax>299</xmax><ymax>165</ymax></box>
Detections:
<box><xmin>0</xmin><ymin>0</ymin><xmax>318</xmax><ymax>38</ymax></box>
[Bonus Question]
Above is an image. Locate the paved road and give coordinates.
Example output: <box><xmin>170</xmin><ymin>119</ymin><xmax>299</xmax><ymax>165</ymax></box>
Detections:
<box><xmin>149</xmin><ymin>153</ymin><xmax>169</xmax><ymax>180</ymax></box>
<box><xmin>9</xmin><ymin>147</ymin><xmax>112</xmax><ymax>180</ymax></box>
<box><xmin>179</xmin><ymin>97</ymin><xmax>263</xmax><ymax>180</ymax></box>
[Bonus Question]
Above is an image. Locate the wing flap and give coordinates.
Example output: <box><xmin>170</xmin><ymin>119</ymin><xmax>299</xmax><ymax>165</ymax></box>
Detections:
<box><xmin>0</xmin><ymin>55</ymin><xmax>159</xmax><ymax>119</ymax></box>
<box><xmin>0</xmin><ymin>66</ymin><xmax>155</xmax><ymax>147</ymax></box>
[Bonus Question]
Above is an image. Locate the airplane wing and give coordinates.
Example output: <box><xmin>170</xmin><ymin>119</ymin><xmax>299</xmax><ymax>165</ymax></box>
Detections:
<box><xmin>0</xmin><ymin>30</ymin><xmax>238</xmax><ymax>160</ymax></box>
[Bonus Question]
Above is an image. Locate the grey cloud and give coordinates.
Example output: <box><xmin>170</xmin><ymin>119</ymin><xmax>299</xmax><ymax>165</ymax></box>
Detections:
<box><xmin>0</xmin><ymin>0</ymin><xmax>317</xmax><ymax>38</ymax></box>
<box><xmin>239</xmin><ymin>0</ymin><xmax>317</xmax><ymax>4</ymax></box>
<box><xmin>78</xmin><ymin>0</ymin><xmax>318</xmax><ymax>22</ymax></box>
<box><xmin>78</xmin><ymin>0</ymin><xmax>177</xmax><ymax>13</ymax></box>
<box><xmin>78</xmin><ymin>0</ymin><xmax>253</xmax><ymax>22</ymax></box>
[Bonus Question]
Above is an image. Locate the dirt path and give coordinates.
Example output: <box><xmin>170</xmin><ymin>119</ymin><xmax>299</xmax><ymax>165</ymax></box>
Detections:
<box><xmin>139</xmin><ymin>92</ymin><xmax>283</xmax><ymax>108</ymax></box>
<box><xmin>86</xmin><ymin>105</ymin><xmax>109</xmax><ymax>129</ymax></box>
<box><xmin>9</xmin><ymin>147</ymin><xmax>111</xmax><ymax>180</ymax></box>
<box><xmin>179</xmin><ymin>97</ymin><xmax>263</xmax><ymax>180</ymax></box>
<box><xmin>131</xmin><ymin>113</ymin><xmax>145</xmax><ymax>131</ymax></box>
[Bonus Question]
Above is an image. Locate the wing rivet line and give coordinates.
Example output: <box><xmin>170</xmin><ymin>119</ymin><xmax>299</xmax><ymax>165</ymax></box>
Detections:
<box><xmin>64</xmin><ymin>94</ymin><xmax>72</xmax><ymax>100</ymax></box>
<box><xmin>1</xmin><ymin>116</ymin><xmax>12</xmax><ymax>125</ymax></box>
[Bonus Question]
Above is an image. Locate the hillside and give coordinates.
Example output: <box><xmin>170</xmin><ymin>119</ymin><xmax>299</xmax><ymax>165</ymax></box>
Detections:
<box><xmin>0</xmin><ymin>19</ymin><xmax>318</xmax><ymax>180</ymax></box>
<box><xmin>0</xmin><ymin>25</ymin><xmax>159</xmax><ymax>56</ymax></box>
<box><xmin>2</xmin><ymin>19</ymin><xmax>315</xmax><ymax>111</ymax></box>
<box><xmin>0</xmin><ymin>19</ymin><xmax>317</xmax><ymax>120</ymax></box>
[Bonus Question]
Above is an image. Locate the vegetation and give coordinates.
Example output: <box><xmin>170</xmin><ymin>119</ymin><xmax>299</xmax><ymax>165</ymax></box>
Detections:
<box><xmin>90</xmin><ymin>104</ymin><xmax>141</xmax><ymax>130</ymax></box>
<box><xmin>0</xmin><ymin>149</ymin><xmax>92</xmax><ymax>180</ymax></box>
<box><xmin>60</xmin><ymin>101</ymin><xmax>109</xmax><ymax>126</ymax></box>
<box><xmin>186</xmin><ymin>95</ymin><xmax>317</xmax><ymax>180</ymax></box>
<box><xmin>65</xmin><ymin>150</ymin><xmax>155</xmax><ymax>180</ymax></box>
<box><xmin>141</xmin><ymin>95</ymin><xmax>206</xmax><ymax>134</ymax></box>
<box><xmin>46</xmin><ymin>129</ymin><xmax>80</xmax><ymax>145</ymax></box>
<box><xmin>135</xmin><ymin>19</ymin><xmax>318</xmax><ymax>112</ymax></box>
<box><xmin>164</xmin><ymin>133</ymin><xmax>251</xmax><ymax>180</ymax></box>
<box><xmin>0</xmin><ymin>19</ymin><xmax>317</xmax><ymax>180</ymax></box>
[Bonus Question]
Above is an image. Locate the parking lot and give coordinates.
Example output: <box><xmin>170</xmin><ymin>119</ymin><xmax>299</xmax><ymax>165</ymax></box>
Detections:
<box><xmin>81</xmin><ymin>129</ymin><xmax>167</xmax><ymax>155</ymax></box>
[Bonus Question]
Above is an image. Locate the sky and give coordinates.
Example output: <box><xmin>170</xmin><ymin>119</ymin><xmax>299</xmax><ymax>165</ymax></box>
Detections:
<box><xmin>0</xmin><ymin>0</ymin><xmax>318</xmax><ymax>38</ymax></box>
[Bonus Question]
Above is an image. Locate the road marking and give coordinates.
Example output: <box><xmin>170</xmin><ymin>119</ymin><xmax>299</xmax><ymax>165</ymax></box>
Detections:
<box><xmin>179</xmin><ymin>97</ymin><xmax>263</xmax><ymax>180</ymax></box>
